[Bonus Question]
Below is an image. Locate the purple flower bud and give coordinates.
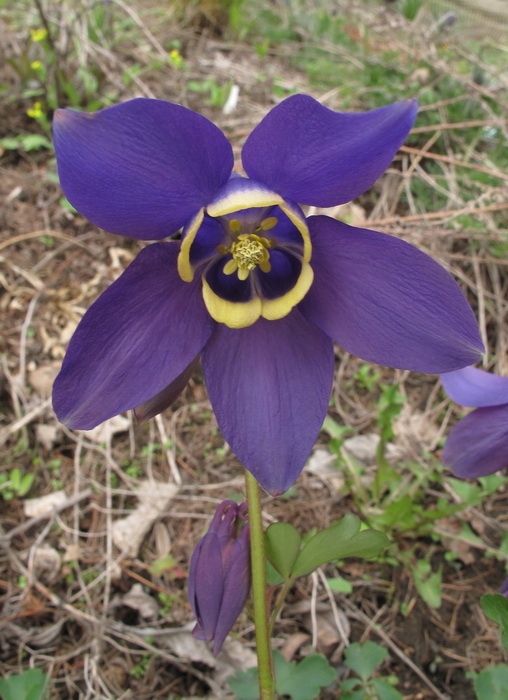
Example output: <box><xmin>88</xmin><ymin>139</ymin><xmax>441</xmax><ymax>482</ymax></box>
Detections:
<box><xmin>188</xmin><ymin>500</ymin><xmax>250</xmax><ymax>655</ymax></box>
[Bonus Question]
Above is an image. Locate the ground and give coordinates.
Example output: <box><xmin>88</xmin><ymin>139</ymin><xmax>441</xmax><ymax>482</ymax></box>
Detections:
<box><xmin>1</xmin><ymin>1</ymin><xmax>508</xmax><ymax>698</ymax></box>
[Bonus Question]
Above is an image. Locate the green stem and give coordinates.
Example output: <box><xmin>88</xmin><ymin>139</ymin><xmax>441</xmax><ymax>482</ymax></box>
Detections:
<box><xmin>245</xmin><ymin>470</ymin><xmax>275</xmax><ymax>700</ymax></box>
<box><xmin>268</xmin><ymin>577</ymin><xmax>294</xmax><ymax>637</ymax></box>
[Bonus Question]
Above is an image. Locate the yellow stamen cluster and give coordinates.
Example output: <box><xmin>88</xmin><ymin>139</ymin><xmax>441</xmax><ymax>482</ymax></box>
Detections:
<box><xmin>221</xmin><ymin>217</ymin><xmax>276</xmax><ymax>281</ymax></box>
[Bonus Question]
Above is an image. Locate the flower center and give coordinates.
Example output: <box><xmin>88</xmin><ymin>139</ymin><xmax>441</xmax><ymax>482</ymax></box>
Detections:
<box><xmin>220</xmin><ymin>218</ymin><xmax>276</xmax><ymax>281</ymax></box>
<box><xmin>233</xmin><ymin>236</ymin><xmax>267</xmax><ymax>270</ymax></box>
<box><xmin>177</xmin><ymin>176</ymin><xmax>314</xmax><ymax>328</ymax></box>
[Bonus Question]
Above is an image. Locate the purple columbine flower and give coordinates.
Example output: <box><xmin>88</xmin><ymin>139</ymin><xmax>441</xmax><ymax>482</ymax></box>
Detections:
<box><xmin>188</xmin><ymin>500</ymin><xmax>250</xmax><ymax>655</ymax></box>
<box><xmin>52</xmin><ymin>95</ymin><xmax>484</xmax><ymax>494</ymax></box>
<box><xmin>441</xmin><ymin>366</ymin><xmax>508</xmax><ymax>478</ymax></box>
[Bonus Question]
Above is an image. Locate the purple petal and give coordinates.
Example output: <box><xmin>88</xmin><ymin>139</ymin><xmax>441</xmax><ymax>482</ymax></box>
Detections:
<box><xmin>242</xmin><ymin>95</ymin><xmax>417</xmax><ymax>207</ymax></box>
<box><xmin>441</xmin><ymin>366</ymin><xmax>508</xmax><ymax>408</ymax></box>
<box><xmin>202</xmin><ymin>310</ymin><xmax>335</xmax><ymax>495</ymax></box>
<box><xmin>442</xmin><ymin>404</ymin><xmax>508</xmax><ymax>478</ymax></box>
<box><xmin>53</xmin><ymin>242</ymin><xmax>213</xmax><ymax>429</ymax></box>
<box><xmin>501</xmin><ymin>578</ymin><xmax>508</xmax><ymax>597</ymax></box>
<box><xmin>134</xmin><ymin>357</ymin><xmax>200</xmax><ymax>423</ymax></box>
<box><xmin>299</xmin><ymin>217</ymin><xmax>484</xmax><ymax>373</ymax></box>
<box><xmin>213</xmin><ymin>527</ymin><xmax>251</xmax><ymax>655</ymax></box>
<box><xmin>189</xmin><ymin>533</ymin><xmax>224</xmax><ymax>641</ymax></box>
<box><xmin>53</xmin><ymin>99</ymin><xmax>233</xmax><ymax>240</ymax></box>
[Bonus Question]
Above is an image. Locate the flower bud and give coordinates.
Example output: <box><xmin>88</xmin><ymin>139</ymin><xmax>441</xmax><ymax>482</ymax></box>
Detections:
<box><xmin>188</xmin><ymin>500</ymin><xmax>250</xmax><ymax>655</ymax></box>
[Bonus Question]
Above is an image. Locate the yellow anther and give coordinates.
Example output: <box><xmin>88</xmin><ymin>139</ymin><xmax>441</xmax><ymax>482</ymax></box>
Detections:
<box><xmin>223</xmin><ymin>259</ymin><xmax>238</xmax><ymax>276</ymax></box>
<box><xmin>229</xmin><ymin>219</ymin><xmax>242</xmax><ymax>233</ymax></box>
<box><xmin>258</xmin><ymin>216</ymin><xmax>278</xmax><ymax>231</ymax></box>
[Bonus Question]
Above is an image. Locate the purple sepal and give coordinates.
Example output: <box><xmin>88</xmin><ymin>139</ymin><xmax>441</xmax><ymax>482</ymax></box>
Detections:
<box><xmin>442</xmin><ymin>403</ymin><xmax>508</xmax><ymax>478</ymax></box>
<box><xmin>300</xmin><ymin>216</ymin><xmax>484</xmax><ymax>373</ymax></box>
<box><xmin>134</xmin><ymin>357</ymin><xmax>200</xmax><ymax>423</ymax></box>
<box><xmin>242</xmin><ymin>94</ymin><xmax>418</xmax><ymax>207</ymax></box>
<box><xmin>188</xmin><ymin>501</ymin><xmax>250</xmax><ymax>655</ymax></box>
<box><xmin>202</xmin><ymin>311</ymin><xmax>335</xmax><ymax>495</ymax></box>
<box><xmin>53</xmin><ymin>99</ymin><xmax>233</xmax><ymax>239</ymax></box>
<box><xmin>441</xmin><ymin>366</ymin><xmax>508</xmax><ymax>407</ymax></box>
<box><xmin>53</xmin><ymin>243</ymin><xmax>213</xmax><ymax>429</ymax></box>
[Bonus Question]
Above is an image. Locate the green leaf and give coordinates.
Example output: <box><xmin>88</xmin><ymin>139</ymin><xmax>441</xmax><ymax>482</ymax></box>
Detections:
<box><xmin>228</xmin><ymin>667</ymin><xmax>260</xmax><ymax>700</ymax></box>
<box><xmin>265</xmin><ymin>523</ymin><xmax>301</xmax><ymax>579</ymax></box>
<box><xmin>148</xmin><ymin>555</ymin><xmax>175</xmax><ymax>577</ymax></box>
<box><xmin>448</xmin><ymin>477</ymin><xmax>482</xmax><ymax>506</ymax></box>
<box><xmin>341</xmin><ymin>688</ymin><xmax>367</xmax><ymax>700</ymax></box>
<box><xmin>229</xmin><ymin>652</ymin><xmax>336</xmax><ymax>700</ymax></box>
<box><xmin>292</xmin><ymin>515</ymin><xmax>360</xmax><ymax>576</ymax></box>
<box><xmin>20</xmin><ymin>134</ymin><xmax>52</xmax><ymax>151</ymax></box>
<box><xmin>344</xmin><ymin>641</ymin><xmax>387</xmax><ymax>682</ymax></box>
<box><xmin>339</xmin><ymin>678</ymin><xmax>362</xmax><ymax>692</ymax></box>
<box><xmin>10</xmin><ymin>468</ymin><xmax>21</xmax><ymax>491</ymax></box>
<box><xmin>327</xmin><ymin>576</ymin><xmax>353</xmax><ymax>594</ymax></box>
<box><xmin>480</xmin><ymin>594</ymin><xmax>508</xmax><ymax>650</ymax></box>
<box><xmin>322</xmin><ymin>415</ymin><xmax>352</xmax><ymax>440</ymax></box>
<box><xmin>478</xmin><ymin>474</ymin><xmax>507</xmax><ymax>495</ymax></box>
<box><xmin>473</xmin><ymin>664</ymin><xmax>508</xmax><ymax>700</ymax></box>
<box><xmin>0</xmin><ymin>668</ymin><xmax>48</xmax><ymax>700</ymax></box>
<box><xmin>274</xmin><ymin>650</ymin><xmax>336</xmax><ymax>700</ymax></box>
<box><xmin>0</xmin><ymin>137</ymin><xmax>22</xmax><ymax>150</ymax></box>
<box><xmin>265</xmin><ymin>558</ymin><xmax>285</xmax><ymax>586</ymax></box>
<box><xmin>59</xmin><ymin>197</ymin><xmax>78</xmax><ymax>214</ymax></box>
<box><xmin>371</xmin><ymin>677</ymin><xmax>403</xmax><ymax>700</ymax></box>
<box><xmin>377</xmin><ymin>495</ymin><xmax>415</xmax><ymax>530</ymax></box>
<box><xmin>413</xmin><ymin>562</ymin><xmax>442</xmax><ymax>609</ymax></box>
<box><xmin>18</xmin><ymin>473</ymin><xmax>35</xmax><ymax>497</ymax></box>
<box><xmin>292</xmin><ymin>516</ymin><xmax>388</xmax><ymax>577</ymax></box>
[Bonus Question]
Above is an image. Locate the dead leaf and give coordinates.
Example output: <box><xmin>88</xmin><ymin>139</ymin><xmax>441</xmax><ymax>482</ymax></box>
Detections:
<box><xmin>302</xmin><ymin>610</ymin><xmax>351</xmax><ymax>652</ymax></box>
<box><xmin>35</xmin><ymin>424</ymin><xmax>60</xmax><ymax>450</ymax></box>
<box><xmin>159</xmin><ymin>628</ymin><xmax>217</xmax><ymax>666</ymax></box>
<box><xmin>213</xmin><ymin>638</ymin><xmax>258</xmax><ymax>686</ymax></box>
<box><xmin>153</xmin><ymin>521</ymin><xmax>172</xmax><ymax>558</ymax></box>
<box><xmin>306</xmin><ymin>448</ymin><xmax>345</xmax><ymax>491</ymax></box>
<box><xmin>343</xmin><ymin>433</ymin><xmax>402</xmax><ymax>464</ymax></box>
<box><xmin>121</xmin><ymin>583</ymin><xmax>159</xmax><ymax>621</ymax></box>
<box><xmin>112</xmin><ymin>480</ymin><xmax>179</xmax><ymax>556</ymax></box>
<box><xmin>24</xmin><ymin>490</ymin><xmax>68</xmax><ymax>517</ymax></box>
<box><xmin>62</xmin><ymin>543</ymin><xmax>81</xmax><ymax>562</ymax></box>
<box><xmin>82</xmin><ymin>414</ymin><xmax>131</xmax><ymax>443</ymax></box>
<box><xmin>280</xmin><ymin>632</ymin><xmax>311</xmax><ymax>661</ymax></box>
<box><xmin>30</xmin><ymin>545</ymin><xmax>61</xmax><ymax>584</ymax></box>
<box><xmin>436</xmin><ymin>517</ymin><xmax>475</xmax><ymax>565</ymax></box>
<box><xmin>28</xmin><ymin>363</ymin><xmax>60</xmax><ymax>398</ymax></box>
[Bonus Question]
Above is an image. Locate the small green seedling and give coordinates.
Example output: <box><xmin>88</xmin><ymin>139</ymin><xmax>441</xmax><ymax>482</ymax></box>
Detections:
<box><xmin>0</xmin><ymin>668</ymin><xmax>49</xmax><ymax>700</ymax></box>
<box><xmin>480</xmin><ymin>594</ymin><xmax>508</xmax><ymax>651</ymax></box>
<box><xmin>229</xmin><ymin>649</ymin><xmax>335</xmax><ymax>700</ymax></box>
<box><xmin>472</xmin><ymin>664</ymin><xmax>508</xmax><ymax>700</ymax></box>
<box><xmin>339</xmin><ymin>641</ymin><xmax>402</xmax><ymax>699</ymax></box>
<box><xmin>0</xmin><ymin>468</ymin><xmax>35</xmax><ymax>501</ymax></box>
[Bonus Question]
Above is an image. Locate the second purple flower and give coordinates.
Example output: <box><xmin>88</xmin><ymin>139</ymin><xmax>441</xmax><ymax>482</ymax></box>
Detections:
<box><xmin>442</xmin><ymin>366</ymin><xmax>508</xmax><ymax>478</ymax></box>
